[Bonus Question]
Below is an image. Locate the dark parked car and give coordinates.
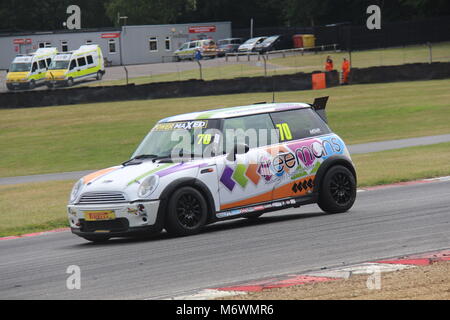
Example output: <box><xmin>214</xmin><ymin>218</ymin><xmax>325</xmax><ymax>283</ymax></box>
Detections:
<box><xmin>217</xmin><ymin>38</ymin><xmax>244</xmax><ymax>56</ymax></box>
<box><xmin>254</xmin><ymin>35</ymin><xmax>292</xmax><ymax>53</ymax></box>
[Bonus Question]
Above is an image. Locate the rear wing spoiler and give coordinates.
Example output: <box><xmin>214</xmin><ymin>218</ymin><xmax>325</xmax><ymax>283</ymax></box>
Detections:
<box><xmin>311</xmin><ymin>96</ymin><xmax>329</xmax><ymax>123</ymax></box>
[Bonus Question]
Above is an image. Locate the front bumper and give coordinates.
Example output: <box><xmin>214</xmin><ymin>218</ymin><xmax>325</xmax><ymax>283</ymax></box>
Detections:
<box><xmin>67</xmin><ymin>200</ymin><xmax>160</xmax><ymax>238</ymax></box>
<box><xmin>6</xmin><ymin>81</ymin><xmax>31</xmax><ymax>89</ymax></box>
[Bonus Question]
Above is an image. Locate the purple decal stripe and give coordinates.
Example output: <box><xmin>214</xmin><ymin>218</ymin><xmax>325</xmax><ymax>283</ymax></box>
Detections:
<box><xmin>156</xmin><ymin>162</ymin><xmax>207</xmax><ymax>177</ymax></box>
<box><xmin>220</xmin><ymin>166</ymin><xmax>236</xmax><ymax>191</ymax></box>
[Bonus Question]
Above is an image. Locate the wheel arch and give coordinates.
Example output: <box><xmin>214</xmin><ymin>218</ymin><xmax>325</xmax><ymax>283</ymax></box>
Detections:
<box><xmin>313</xmin><ymin>155</ymin><xmax>357</xmax><ymax>194</ymax></box>
<box><xmin>158</xmin><ymin>177</ymin><xmax>217</xmax><ymax>223</ymax></box>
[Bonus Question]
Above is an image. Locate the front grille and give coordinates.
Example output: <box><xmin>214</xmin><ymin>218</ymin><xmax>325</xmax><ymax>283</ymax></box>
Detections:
<box><xmin>78</xmin><ymin>192</ymin><xmax>127</xmax><ymax>204</ymax></box>
<box><xmin>80</xmin><ymin>218</ymin><xmax>129</xmax><ymax>233</ymax></box>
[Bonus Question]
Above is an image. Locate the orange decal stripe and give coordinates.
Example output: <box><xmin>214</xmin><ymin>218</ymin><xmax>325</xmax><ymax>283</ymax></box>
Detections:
<box><xmin>83</xmin><ymin>167</ymin><xmax>118</xmax><ymax>184</ymax></box>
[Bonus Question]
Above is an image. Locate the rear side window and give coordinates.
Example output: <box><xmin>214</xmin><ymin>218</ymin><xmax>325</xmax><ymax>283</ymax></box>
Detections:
<box><xmin>86</xmin><ymin>55</ymin><xmax>94</xmax><ymax>64</ymax></box>
<box><xmin>270</xmin><ymin>108</ymin><xmax>331</xmax><ymax>141</ymax></box>
<box><xmin>77</xmin><ymin>57</ymin><xmax>86</xmax><ymax>67</ymax></box>
<box><xmin>222</xmin><ymin>113</ymin><xmax>278</xmax><ymax>149</ymax></box>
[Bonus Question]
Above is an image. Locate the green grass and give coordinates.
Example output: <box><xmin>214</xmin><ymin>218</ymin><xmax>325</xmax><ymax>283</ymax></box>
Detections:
<box><xmin>89</xmin><ymin>63</ymin><xmax>266</xmax><ymax>87</ymax></box>
<box><xmin>0</xmin><ymin>180</ymin><xmax>73</xmax><ymax>237</ymax></box>
<box><xmin>1</xmin><ymin>142</ymin><xmax>450</xmax><ymax>237</ymax></box>
<box><xmin>353</xmin><ymin>142</ymin><xmax>450</xmax><ymax>187</ymax></box>
<box><xmin>90</xmin><ymin>42</ymin><xmax>450</xmax><ymax>86</ymax></box>
<box><xmin>1</xmin><ymin>79</ymin><xmax>449</xmax><ymax>177</ymax></box>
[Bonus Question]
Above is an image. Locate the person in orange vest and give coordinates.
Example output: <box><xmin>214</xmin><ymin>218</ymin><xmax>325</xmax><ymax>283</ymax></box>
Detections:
<box><xmin>341</xmin><ymin>57</ymin><xmax>351</xmax><ymax>85</ymax></box>
<box><xmin>325</xmin><ymin>55</ymin><xmax>333</xmax><ymax>71</ymax></box>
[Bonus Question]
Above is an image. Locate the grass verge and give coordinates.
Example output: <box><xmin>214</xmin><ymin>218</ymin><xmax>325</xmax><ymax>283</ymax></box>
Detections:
<box><xmin>1</xmin><ymin>79</ymin><xmax>449</xmax><ymax>177</ymax></box>
<box><xmin>1</xmin><ymin>142</ymin><xmax>450</xmax><ymax>237</ymax></box>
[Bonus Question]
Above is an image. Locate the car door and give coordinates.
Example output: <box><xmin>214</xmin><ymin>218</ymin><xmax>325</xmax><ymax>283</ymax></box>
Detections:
<box><xmin>216</xmin><ymin>113</ymin><xmax>279</xmax><ymax>215</ymax></box>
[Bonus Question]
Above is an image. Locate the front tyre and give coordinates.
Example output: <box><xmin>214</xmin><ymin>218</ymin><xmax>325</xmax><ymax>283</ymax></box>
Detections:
<box><xmin>164</xmin><ymin>186</ymin><xmax>208</xmax><ymax>236</ymax></box>
<box><xmin>318</xmin><ymin>165</ymin><xmax>356</xmax><ymax>214</ymax></box>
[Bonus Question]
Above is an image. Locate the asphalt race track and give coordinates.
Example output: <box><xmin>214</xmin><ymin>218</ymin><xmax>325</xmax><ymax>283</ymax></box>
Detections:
<box><xmin>0</xmin><ymin>179</ymin><xmax>449</xmax><ymax>299</ymax></box>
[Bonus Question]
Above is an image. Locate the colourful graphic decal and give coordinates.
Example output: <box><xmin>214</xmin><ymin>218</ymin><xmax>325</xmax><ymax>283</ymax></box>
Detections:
<box><xmin>232</xmin><ymin>164</ymin><xmax>248</xmax><ymax>188</ymax></box>
<box><xmin>220</xmin><ymin>166</ymin><xmax>236</xmax><ymax>191</ymax></box>
<box><xmin>219</xmin><ymin>135</ymin><xmax>344</xmax><ymax>192</ymax></box>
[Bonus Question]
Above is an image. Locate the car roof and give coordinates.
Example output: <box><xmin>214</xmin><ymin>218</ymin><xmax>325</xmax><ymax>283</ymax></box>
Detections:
<box><xmin>159</xmin><ymin>102</ymin><xmax>311</xmax><ymax>123</ymax></box>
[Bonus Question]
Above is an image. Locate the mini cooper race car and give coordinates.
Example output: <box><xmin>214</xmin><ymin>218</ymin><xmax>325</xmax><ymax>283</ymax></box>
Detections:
<box><xmin>68</xmin><ymin>98</ymin><xmax>357</xmax><ymax>242</ymax></box>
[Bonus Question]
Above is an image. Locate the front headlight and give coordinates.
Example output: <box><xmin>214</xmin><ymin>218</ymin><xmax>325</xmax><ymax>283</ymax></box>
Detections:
<box><xmin>70</xmin><ymin>179</ymin><xmax>83</xmax><ymax>203</ymax></box>
<box><xmin>138</xmin><ymin>175</ymin><xmax>159</xmax><ymax>198</ymax></box>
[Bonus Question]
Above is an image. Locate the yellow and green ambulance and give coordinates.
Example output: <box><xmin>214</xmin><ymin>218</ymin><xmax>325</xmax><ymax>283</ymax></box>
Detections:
<box><xmin>45</xmin><ymin>44</ymin><xmax>105</xmax><ymax>88</ymax></box>
<box><xmin>6</xmin><ymin>47</ymin><xmax>58</xmax><ymax>90</ymax></box>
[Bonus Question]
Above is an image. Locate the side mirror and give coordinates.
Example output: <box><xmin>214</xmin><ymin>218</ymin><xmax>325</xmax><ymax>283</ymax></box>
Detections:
<box><xmin>6</xmin><ymin>69</ymin><xmax>9</xmax><ymax>73</ymax></box>
<box><xmin>226</xmin><ymin>143</ymin><xmax>249</xmax><ymax>162</ymax></box>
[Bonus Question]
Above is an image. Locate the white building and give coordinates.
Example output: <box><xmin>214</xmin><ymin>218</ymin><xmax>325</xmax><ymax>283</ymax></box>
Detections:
<box><xmin>0</xmin><ymin>21</ymin><xmax>231</xmax><ymax>69</ymax></box>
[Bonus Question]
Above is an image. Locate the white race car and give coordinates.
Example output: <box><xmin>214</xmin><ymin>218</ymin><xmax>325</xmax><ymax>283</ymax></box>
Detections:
<box><xmin>68</xmin><ymin>99</ymin><xmax>357</xmax><ymax>242</ymax></box>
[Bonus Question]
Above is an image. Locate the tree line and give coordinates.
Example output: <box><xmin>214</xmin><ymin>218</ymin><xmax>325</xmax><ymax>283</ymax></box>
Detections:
<box><xmin>1</xmin><ymin>0</ymin><xmax>449</xmax><ymax>32</ymax></box>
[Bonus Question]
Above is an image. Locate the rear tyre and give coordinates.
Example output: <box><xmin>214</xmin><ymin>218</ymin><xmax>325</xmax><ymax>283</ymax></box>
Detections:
<box><xmin>82</xmin><ymin>235</ymin><xmax>110</xmax><ymax>243</ymax></box>
<box><xmin>318</xmin><ymin>165</ymin><xmax>356</xmax><ymax>214</ymax></box>
<box><xmin>164</xmin><ymin>186</ymin><xmax>208</xmax><ymax>236</ymax></box>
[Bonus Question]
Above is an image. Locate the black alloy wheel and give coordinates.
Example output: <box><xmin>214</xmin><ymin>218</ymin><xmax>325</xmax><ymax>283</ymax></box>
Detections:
<box><xmin>318</xmin><ymin>165</ymin><xmax>356</xmax><ymax>214</ymax></box>
<box><xmin>165</xmin><ymin>186</ymin><xmax>208</xmax><ymax>236</ymax></box>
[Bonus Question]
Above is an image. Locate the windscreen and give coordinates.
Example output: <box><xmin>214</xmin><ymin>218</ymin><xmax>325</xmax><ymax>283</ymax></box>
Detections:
<box><xmin>132</xmin><ymin>119</ymin><xmax>221</xmax><ymax>161</ymax></box>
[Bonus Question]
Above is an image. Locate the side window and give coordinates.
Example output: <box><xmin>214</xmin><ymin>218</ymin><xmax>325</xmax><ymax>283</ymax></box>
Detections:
<box><xmin>61</xmin><ymin>41</ymin><xmax>68</xmax><ymax>52</ymax></box>
<box><xmin>69</xmin><ymin>60</ymin><xmax>77</xmax><ymax>70</ymax></box>
<box><xmin>77</xmin><ymin>57</ymin><xmax>86</xmax><ymax>67</ymax></box>
<box><xmin>165</xmin><ymin>37</ymin><xmax>171</xmax><ymax>51</ymax></box>
<box><xmin>222</xmin><ymin>113</ymin><xmax>278</xmax><ymax>150</ymax></box>
<box><xmin>189</xmin><ymin>41</ymin><xmax>197</xmax><ymax>48</ymax></box>
<box><xmin>270</xmin><ymin>108</ymin><xmax>331</xmax><ymax>141</ymax></box>
<box><xmin>38</xmin><ymin>60</ymin><xmax>46</xmax><ymax>69</ymax></box>
<box><xmin>31</xmin><ymin>62</ymin><xmax>38</xmax><ymax>72</ymax></box>
<box><xmin>46</xmin><ymin>58</ymin><xmax>51</xmax><ymax>66</ymax></box>
<box><xmin>108</xmin><ymin>39</ymin><xmax>116</xmax><ymax>53</ymax></box>
<box><xmin>149</xmin><ymin>37</ymin><xmax>158</xmax><ymax>52</ymax></box>
<box><xmin>86</xmin><ymin>55</ymin><xmax>94</xmax><ymax>64</ymax></box>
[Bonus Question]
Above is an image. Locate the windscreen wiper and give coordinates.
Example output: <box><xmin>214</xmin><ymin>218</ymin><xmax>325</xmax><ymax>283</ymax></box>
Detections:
<box><xmin>151</xmin><ymin>154</ymin><xmax>172</xmax><ymax>163</ymax></box>
<box><xmin>122</xmin><ymin>154</ymin><xmax>158</xmax><ymax>166</ymax></box>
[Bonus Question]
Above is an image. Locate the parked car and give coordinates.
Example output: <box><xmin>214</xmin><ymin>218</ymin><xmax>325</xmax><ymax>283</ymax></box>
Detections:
<box><xmin>254</xmin><ymin>35</ymin><xmax>292</xmax><ymax>53</ymax></box>
<box><xmin>174</xmin><ymin>39</ymin><xmax>218</xmax><ymax>61</ymax></box>
<box><xmin>217</xmin><ymin>38</ymin><xmax>244</xmax><ymax>56</ymax></box>
<box><xmin>238</xmin><ymin>36</ymin><xmax>267</xmax><ymax>52</ymax></box>
<box><xmin>67</xmin><ymin>98</ymin><xmax>357</xmax><ymax>242</ymax></box>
